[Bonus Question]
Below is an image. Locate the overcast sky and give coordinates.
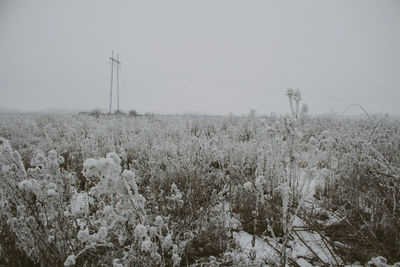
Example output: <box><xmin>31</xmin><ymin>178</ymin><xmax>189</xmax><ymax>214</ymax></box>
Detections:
<box><xmin>1</xmin><ymin>0</ymin><xmax>399</xmax><ymax>115</ymax></box>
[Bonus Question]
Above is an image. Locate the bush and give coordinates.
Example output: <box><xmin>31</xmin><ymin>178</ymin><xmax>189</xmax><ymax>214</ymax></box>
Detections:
<box><xmin>129</xmin><ymin>109</ymin><xmax>138</xmax><ymax>117</ymax></box>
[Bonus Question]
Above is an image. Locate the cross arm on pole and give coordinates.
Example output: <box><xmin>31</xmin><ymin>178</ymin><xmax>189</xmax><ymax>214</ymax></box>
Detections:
<box><xmin>109</xmin><ymin>57</ymin><xmax>121</xmax><ymax>65</ymax></box>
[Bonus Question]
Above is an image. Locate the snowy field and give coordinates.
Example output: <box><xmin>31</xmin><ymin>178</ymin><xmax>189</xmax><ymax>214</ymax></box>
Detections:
<box><xmin>1</xmin><ymin>97</ymin><xmax>399</xmax><ymax>266</ymax></box>
<box><xmin>2</xmin><ymin>0</ymin><xmax>400</xmax><ymax>265</ymax></box>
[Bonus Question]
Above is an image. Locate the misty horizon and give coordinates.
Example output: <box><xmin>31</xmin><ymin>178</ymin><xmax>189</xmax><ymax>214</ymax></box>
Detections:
<box><xmin>1</xmin><ymin>0</ymin><xmax>399</xmax><ymax>115</ymax></box>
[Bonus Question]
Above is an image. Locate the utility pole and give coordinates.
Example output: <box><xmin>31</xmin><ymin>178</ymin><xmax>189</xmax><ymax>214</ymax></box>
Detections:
<box><xmin>109</xmin><ymin>51</ymin><xmax>114</xmax><ymax>114</ymax></box>
<box><xmin>116</xmin><ymin>54</ymin><xmax>120</xmax><ymax>112</ymax></box>
<box><xmin>109</xmin><ymin>51</ymin><xmax>121</xmax><ymax>114</ymax></box>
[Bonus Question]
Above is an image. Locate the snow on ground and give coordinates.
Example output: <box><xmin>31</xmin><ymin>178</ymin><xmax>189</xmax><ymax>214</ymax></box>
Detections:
<box><xmin>292</xmin><ymin>216</ymin><xmax>343</xmax><ymax>265</ymax></box>
<box><xmin>232</xmin><ymin>216</ymin><xmax>342</xmax><ymax>267</ymax></box>
<box><xmin>233</xmin><ymin>231</ymin><xmax>278</xmax><ymax>262</ymax></box>
<box><xmin>70</xmin><ymin>191</ymin><xmax>89</xmax><ymax>216</ymax></box>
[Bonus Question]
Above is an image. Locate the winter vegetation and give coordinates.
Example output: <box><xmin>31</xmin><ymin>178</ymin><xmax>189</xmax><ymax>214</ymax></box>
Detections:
<box><xmin>0</xmin><ymin>90</ymin><xmax>399</xmax><ymax>266</ymax></box>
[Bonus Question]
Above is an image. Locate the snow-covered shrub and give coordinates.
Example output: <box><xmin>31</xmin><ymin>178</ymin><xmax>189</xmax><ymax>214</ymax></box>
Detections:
<box><xmin>1</xmin><ymin>106</ymin><xmax>399</xmax><ymax>266</ymax></box>
<box><xmin>0</xmin><ymin>140</ymin><xmax>74</xmax><ymax>266</ymax></box>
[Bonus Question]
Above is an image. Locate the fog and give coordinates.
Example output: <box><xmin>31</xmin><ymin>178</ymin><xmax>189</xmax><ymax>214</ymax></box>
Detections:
<box><xmin>1</xmin><ymin>0</ymin><xmax>399</xmax><ymax>115</ymax></box>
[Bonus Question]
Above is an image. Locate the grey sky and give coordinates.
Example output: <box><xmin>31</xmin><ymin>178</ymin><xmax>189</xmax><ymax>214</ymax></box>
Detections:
<box><xmin>1</xmin><ymin>0</ymin><xmax>399</xmax><ymax>115</ymax></box>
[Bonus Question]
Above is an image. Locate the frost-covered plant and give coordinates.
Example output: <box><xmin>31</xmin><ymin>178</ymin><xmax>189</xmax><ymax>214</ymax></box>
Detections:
<box><xmin>165</xmin><ymin>183</ymin><xmax>184</xmax><ymax>215</ymax></box>
<box><xmin>253</xmin><ymin>90</ymin><xmax>333</xmax><ymax>266</ymax></box>
<box><xmin>0</xmin><ymin>137</ymin><xmax>185</xmax><ymax>266</ymax></box>
<box><xmin>1</xmin><ymin>108</ymin><xmax>399</xmax><ymax>265</ymax></box>
<box><xmin>0</xmin><ymin>139</ymin><xmax>74</xmax><ymax>266</ymax></box>
<box><xmin>286</xmin><ymin>88</ymin><xmax>302</xmax><ymax>119</ymax></box>
<box><xmin>67</xmin><ymin>152</ymin><xmax>183</xmax><ymax>266</ymax></box>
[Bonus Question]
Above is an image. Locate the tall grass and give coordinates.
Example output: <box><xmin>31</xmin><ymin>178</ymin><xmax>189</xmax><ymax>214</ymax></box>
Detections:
<box><xmin>0</xmin><ymin>101</ymin><xmax>399</xmax><ymax>265</ymax></box>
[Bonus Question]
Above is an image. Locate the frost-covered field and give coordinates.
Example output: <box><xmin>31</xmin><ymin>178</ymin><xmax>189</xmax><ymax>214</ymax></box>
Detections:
<box><xmin>1</xmin><ymin>101</ymin><xmax>400</xmax><ymax>266</ymax></box>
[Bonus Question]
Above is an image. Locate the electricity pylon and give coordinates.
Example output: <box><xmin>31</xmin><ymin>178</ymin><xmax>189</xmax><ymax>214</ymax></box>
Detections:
<box><xmin>109</xmin><ymin>51</ymin><xmax>121</xmax><ymax>114</ymax></box>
